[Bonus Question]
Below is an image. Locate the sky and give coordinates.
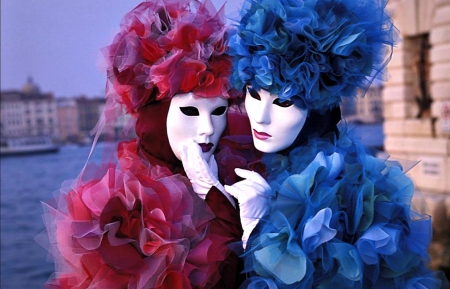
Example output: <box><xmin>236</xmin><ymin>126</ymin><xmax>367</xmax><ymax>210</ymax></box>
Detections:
<box><xmin>1</xmin><ymin>0</ymin><xmax>243</xmax><ymax>98</ymax></box>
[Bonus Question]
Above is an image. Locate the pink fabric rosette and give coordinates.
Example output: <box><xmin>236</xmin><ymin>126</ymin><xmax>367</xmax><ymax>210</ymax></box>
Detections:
<box><xmin>42</xmin><ymin>141</ymin><xmax>231</xmax><ymax>289</ymax></box>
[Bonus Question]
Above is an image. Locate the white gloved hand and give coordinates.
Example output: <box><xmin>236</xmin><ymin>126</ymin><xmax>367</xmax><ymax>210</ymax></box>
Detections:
<box><xmin>179</xmin><ymin>140</ymin><xmax>235</xmax><ymax>207</ymax></box>
<box><xmin>225</xmin><ymin>168</ymin><xmax>273</xmax><ymax>249</ymax></box>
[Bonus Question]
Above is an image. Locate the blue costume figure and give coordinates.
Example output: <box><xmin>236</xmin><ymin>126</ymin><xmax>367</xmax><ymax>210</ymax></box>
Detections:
<box><xmin>225</xmin><ymin>0</ymin><xmax>450</xmax><ymax>288</ymax></box>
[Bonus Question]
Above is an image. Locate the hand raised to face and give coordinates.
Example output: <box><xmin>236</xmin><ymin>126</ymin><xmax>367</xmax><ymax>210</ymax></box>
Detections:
<box><xmin>245</xmin><ymin>88</ymin><xmax>308</xmax><ymax>153</ymax></box>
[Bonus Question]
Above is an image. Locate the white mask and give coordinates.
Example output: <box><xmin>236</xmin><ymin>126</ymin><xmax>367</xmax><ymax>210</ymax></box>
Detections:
<box><xmin>245</xmin><ymin>88</ymin><xmax>308</xmax><ymax>153</ymax></box>
<box><xmin>167</xmin><ymin>92</ymin><xmax>228</xmax><ymax>160</ymax></box>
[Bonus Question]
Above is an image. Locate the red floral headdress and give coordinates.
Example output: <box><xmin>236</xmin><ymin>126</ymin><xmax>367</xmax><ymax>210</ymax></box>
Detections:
<box><xmin>105</xmin><ymin>0</ymin><xmax>236</xmax><ymax>115</ymax></box>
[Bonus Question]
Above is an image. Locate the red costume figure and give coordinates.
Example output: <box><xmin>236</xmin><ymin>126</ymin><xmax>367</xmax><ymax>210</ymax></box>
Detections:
<box><xmin>41</xmin><ymin>1</ymin><xmax>244</xmax><ymax>288</ymax></box>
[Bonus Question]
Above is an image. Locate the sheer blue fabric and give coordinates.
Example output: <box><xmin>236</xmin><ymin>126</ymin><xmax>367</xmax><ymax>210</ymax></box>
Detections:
<box><xmin>241</xmin><ymin>130</ymin><xmax>443</xmax><ymax>288</ymax></box>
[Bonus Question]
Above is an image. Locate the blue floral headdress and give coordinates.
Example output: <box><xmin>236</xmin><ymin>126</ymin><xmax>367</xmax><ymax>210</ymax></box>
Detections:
<box><xmin>229</xmin><ymin>0</ymin><xmax>398</xmax><ymax>112</ymax></box>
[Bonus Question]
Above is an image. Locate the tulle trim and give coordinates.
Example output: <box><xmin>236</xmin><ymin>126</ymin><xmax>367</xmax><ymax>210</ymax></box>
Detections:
<box><xmin>229</xmin><ymin>0</ymin><xmax>398</xmax><ymax>112</ymax></box>
<box><xmin>241</xmin><ymin>129</ymin><xmax>442</xmax><ymax>288</ymax></box>
<box><xmin>41</xmin><ymin>140</ymin><xmax>231</xmax><ymax>289</ymax></box>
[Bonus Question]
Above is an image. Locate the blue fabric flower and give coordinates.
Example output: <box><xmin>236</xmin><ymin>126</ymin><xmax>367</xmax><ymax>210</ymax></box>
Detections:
<box><xmin>302</xmin><ymin>208</ymin><xmax>336</xmax><ymax>252</ymax></box>
<box><xmin>240</xmin><ymin>276</ymin><xmax>278</xmax><ymax>289</ymax></box>
<box><xmin>253</xmin><ymin>55</ymin><xmax>276</xmax><ymax>87</ymax></box>
<box><xmin>356</xmin><ymin>225</ymin><xmax>400</xmax><ymax>264</ymax></box>
<box><xmin>250</xmin><ymin>211</ymin><xmax>313</xmax><ymax>286</ymax></box>
<box><xmin>327</xmin><ymin>242</ymin><xmax>363</xmax><ymax>285</ymax></box>
<box><xmin>404</xmin><ymin>273</ymin><xmax>444</xmax><ymax>289</ymax></box>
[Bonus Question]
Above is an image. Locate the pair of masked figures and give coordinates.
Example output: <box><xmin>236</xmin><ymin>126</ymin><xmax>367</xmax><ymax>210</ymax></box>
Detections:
<box><xmin>42</xmin><ymin>0</ymin><xmax>449</xmax><ymax>288</ymax></box>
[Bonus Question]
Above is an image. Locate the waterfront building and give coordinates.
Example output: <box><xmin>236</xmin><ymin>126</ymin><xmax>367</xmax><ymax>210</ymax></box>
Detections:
<box><xmin>1</xmin><ymin>78</ymin><xmax>58</xmax><ymax>139</ymax></box>
<box><xmin>56</xmin><ymin>98</ymin><xmax>80</xmax><ymax>143</ymax></box>
<box><xmin>75</xmin><ymin>96</ymin><xmax>105</xmax><ymax>140</ymax></box>
<box><xmin>384</xmin><ymin>0</ymin><xmax>450</xmax><ymax>273</ymax></box>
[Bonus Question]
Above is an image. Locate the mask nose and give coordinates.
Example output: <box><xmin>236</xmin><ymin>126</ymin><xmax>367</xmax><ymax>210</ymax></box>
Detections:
<box><xmin>253</xmin><ymin>101</ymin><xmax>271</xmax><ymax>125</ymax></box>
<box><xmin>197</xmin><ymin>114</ymin><xmax>214</xmax><ymax>139</ymax></box>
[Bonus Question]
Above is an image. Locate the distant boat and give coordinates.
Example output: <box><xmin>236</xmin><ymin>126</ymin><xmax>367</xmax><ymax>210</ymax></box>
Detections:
<box><xmin>0</xmin><ymin>136</ymin><xmax>59</xmax><ymax>156</ymax></box>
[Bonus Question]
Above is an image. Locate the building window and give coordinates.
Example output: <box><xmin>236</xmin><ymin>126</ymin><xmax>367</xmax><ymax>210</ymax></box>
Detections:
<box><xmin>410</xmin><ymin>34</ymin><xmax>431</xmax><ymax>118</ymax></box>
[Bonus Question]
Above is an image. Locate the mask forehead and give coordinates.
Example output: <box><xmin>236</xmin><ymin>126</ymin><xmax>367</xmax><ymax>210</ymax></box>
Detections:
<box><xmin>166</xmin><ymin>93</ymin><xmax>228</xmax><ymax>160</ymax></box>
<box><xmin>245</xmin><ymin>88</ymin><xmax>308</xmax><ymax>153</ymax></box>
<box><xmin>169</xmin><ymin>93</ymin><xmax>228</xmax><ymax>107</ymax></box>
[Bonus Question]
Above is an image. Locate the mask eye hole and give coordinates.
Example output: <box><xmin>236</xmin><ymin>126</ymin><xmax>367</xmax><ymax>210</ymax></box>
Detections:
<box><xmin>180</xmin><ymin>106</ymin><xmax>199</xmax><ymax>116</ymax></box>
<box><xmin>212</xmin><ymin>106</ymin><xmax>227</xmax><ymax>116</ymax></box>
<box><xmin>247</xmin><ymin>88</ymin><xmax>261</xmax><ymax>100</ymax></box>
<box><xmin>273</xmin><ymin>98</ymin><xmax>294</xmax><ymax>108</ymax></box>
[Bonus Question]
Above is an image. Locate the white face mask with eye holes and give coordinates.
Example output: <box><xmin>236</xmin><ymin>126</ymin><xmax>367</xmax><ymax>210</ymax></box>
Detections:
<box><xmin>167</xmin><ymin>92</ymin><xmax>228</xmax><ymax>161</ymax></box>
<box><xmin>245</xmin><ymin>88</ymin><xmax>308</xmax><ymax>153</ymax></box>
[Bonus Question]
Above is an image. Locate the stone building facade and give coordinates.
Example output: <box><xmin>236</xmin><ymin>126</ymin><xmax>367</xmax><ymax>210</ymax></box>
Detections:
<box><xmin>384</xmin><ymin>0</ymin><xmax>450</xmax><ymax>273</ymax></box>
<box><xmin>1</xmin><ymin>79</ymin><xmax>132</xmax><ymax>144</ymax></box>
<box><xmin>0</xmin><ymin>78</ymin><xmax>58</xmax><ymax>139</ymax></box>
<box><xmin>56</xmin><ymin>98</ymin><xmax>81</xmax><ymax>143</ymax></box>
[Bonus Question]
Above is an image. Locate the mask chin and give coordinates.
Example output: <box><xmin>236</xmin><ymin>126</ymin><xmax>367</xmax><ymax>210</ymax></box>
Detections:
<box><xmin>277</xmin><ymin>106</ymin><xmax>342</xmax><ymax>155</ymax></box>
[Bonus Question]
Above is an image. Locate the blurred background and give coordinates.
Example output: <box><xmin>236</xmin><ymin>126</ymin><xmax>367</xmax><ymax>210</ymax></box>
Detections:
<box><xmin>1</xmin><ymin>0</ymin><xmax>450</xmax><ymax>288</ymax></box>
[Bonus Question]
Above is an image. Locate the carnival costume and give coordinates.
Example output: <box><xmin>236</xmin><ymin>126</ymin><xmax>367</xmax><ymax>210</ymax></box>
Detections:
<box><xmin>41</xmin><ymin>1</ymin><xmax>244</xmax><ymax>288</ymax></box>
<box><xmin>228</xmin><ymin>0</ymin><xmax>448</xmax><ymax>288</ymax></box>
